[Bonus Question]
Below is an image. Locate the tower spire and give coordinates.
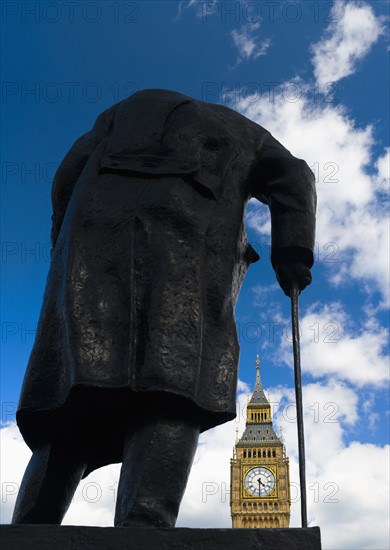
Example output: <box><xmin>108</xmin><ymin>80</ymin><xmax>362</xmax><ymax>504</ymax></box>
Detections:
<box><xmin>248</xmin><ymin>354</ymin><xmax>268</xmax><ymax>406</ymax></box>
<box><xmin>255</xmin><ymin>354</ymin><xmax>261</xmax><ymax>384</ymax></box>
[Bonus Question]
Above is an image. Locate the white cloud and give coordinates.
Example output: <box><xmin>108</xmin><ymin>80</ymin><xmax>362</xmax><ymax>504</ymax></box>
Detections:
<box><xmin>230</xmin><ymin>23</ymin><xmax>271</xmax><ymax>64</ymax></box>
<box><xmin>245</xmin><ymin>288</ymin><xmax>389</xmax><ymax>388</ymax></box>
<box><xmin>176</xmin><ymin>1</ymin><xmax>271</xmax><ymax>65</ymax></box>
<box><xmin>175</xmin><ymin>0</ymin><xmax>199</xmax><ymax>21</ymax></box>
<box><xmin>275</xmin><ymin>301</ymin><xmax>389</xmax><ymax>388</ymax></box>
<box><xmin>373</xmin><ymin>147</ymin><xmax>390</xmax><ymax>194</ymax></box>
<box><xmin>311</xmin><ymin>1</ymin><xmax>385</xmax><ymax>87</ymax></box>
<box><xmin>0</xmin><ymin>423</ymin><xmax>31</xmax><ymax>524</ymax></box>
<box><xmin>314</xmin><ymin>442</ymin><xmax>390</xmax><ymax>550</ymax></box>
<box><xmin>246</xmin><ymin>199</ymin><xmax>271</xmax><ymax>238</ymax></box>
<box><xmin>236</xmin><ymin>80</ymin><xmax>390</xmax><ymax>306</ymax></box>
<box><xmin>361</xmin><ymin>392</ymin><xmax>380</xmax><ymax>430</ymax></box>
<box><xmin>270</xmin><ymin>383</ymin><xmax>389</xmax><ymax>550</ymax></box>
<box><xmin>175</xmin><ymin>0</ymin><xmax>219</xmax><ymax>22</ymax></box>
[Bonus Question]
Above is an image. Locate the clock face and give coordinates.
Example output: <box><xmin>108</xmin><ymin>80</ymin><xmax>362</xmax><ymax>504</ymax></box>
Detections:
<box><xmin>244</xmin><ymin>467</ymin><xmax>275</xmax><ymax>497</ymax></box>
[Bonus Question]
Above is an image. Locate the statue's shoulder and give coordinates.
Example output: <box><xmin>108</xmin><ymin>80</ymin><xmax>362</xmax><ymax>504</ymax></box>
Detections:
<box><xmin>104</xmin><ymin>89</ymin><xmax>269</xmax><ymax>146</ymax></box>
<box><xmin>197</xmin><ymin>98</ymin><xmax>269</xmax><ymax>135</ymax></box>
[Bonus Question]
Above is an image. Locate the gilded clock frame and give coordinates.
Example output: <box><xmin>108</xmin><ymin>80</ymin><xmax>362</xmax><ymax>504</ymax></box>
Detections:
<box><xmin>241</xmin><ymin>464</ymin><xmax>278</xmax><ymax>499</ymax></box>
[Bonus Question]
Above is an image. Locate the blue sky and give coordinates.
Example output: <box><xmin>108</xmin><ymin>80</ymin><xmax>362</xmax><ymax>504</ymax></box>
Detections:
<box><xmin>1</xmin><ymin>1</ymin><xmax>389</xmax><ymax>548</ymax></box>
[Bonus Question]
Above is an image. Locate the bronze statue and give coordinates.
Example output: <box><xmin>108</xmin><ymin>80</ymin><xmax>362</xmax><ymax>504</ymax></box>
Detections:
<box><xmin>12</xmin><ymin>89</ymin><xmax>316</xmax><ymax>527</ymax></box>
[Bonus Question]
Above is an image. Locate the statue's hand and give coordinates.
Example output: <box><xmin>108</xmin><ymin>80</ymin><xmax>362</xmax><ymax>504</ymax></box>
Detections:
<box><xmin>275</xmin><ymin>260</ymin><xmax>312</xmax><ymax>297</ymax></box>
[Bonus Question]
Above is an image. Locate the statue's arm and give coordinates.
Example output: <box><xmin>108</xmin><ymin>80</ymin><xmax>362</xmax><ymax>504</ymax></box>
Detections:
<box><xmin>50</xmin><ymin>105</ymin><xmax>117</xmax><ymax>250</ymax></box>
<box><xmin>252</xmin><ymin>133</ymin><xmax>317</xmax><ymax>295</ymax></box>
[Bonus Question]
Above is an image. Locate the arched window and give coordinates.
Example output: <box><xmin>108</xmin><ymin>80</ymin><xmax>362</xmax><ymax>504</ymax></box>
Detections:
<box><xmin>253</xmin><ymin>450</ymin><xmax>256</xmax><ymax>458</ymax></box>
<box><xmin>263</xmin><ymin>450</ymin><xmax>266</xmax><ymax>457</ymax></box>
<box><xmin>267</xmin><ymin>450</ymin><xmax>271</xmax><ymax>457</ymax></box>
<box><xmin>272</xmin><ymin>450</ymin><xmax>276</xmax><ymax>457</ymax></box>
<box><xmin>243</xmin><ymin>450</ymin><xmax>247</xmax><ymax>458</ymax></box>
<box><xmin>248</xmin><ymin>450</ymin><xmax>251</xmax><ymax>458</ymax></box>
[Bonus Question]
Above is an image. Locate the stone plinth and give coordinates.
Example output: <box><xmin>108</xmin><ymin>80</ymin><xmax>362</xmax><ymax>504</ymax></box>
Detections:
<box><xmin>1</xmin><ymin>525</ymin><xmax>321</xmax><ymax>550</ymax></box>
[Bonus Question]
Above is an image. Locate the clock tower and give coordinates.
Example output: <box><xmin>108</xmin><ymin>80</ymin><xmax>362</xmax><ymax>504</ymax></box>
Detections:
<box><xmin>230</xmin><ymin>355</ymin><xmax>291</xmax><ymax>528</ymax></box>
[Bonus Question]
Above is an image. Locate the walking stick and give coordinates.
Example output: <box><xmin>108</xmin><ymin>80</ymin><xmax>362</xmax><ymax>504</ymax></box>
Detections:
<box><xmin>291</xmin><ymin>282</ymin><xmax>308</xmax><ymax>528</ymax></box>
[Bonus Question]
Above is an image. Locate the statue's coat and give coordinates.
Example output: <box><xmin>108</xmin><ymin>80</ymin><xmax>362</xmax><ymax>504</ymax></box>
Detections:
<box><xmin>17</xmin><ymin>90</ymin><xmax>316</xmax><ymax>475</ymax></box>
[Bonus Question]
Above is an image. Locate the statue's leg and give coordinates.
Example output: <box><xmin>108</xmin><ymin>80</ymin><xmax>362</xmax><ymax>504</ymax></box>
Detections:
<box><xmin>114</xmin><ymin>416</ymin><xmax>200</xmax><ymax>528</ymax></box>
<box><xmin>11</xmin><ymin>441</ymin><xmax>87</xmax><ymax>524</ymax></box>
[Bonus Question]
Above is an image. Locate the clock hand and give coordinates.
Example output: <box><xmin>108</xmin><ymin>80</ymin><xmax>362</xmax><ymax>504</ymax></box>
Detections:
<box><xmin>258</xmin><ymin>478</ymin><xmax>265</xmax><ymax>496</ymax></box>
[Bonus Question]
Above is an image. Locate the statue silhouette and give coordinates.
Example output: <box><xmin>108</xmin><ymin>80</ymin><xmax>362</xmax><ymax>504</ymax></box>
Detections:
<box><xmin>12</xmin><ymin>89</ymin><xmax>316</xmax><ymax>527</ymax></box>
